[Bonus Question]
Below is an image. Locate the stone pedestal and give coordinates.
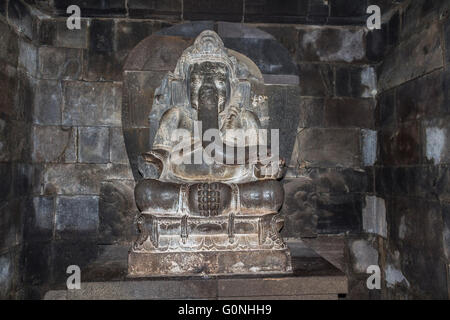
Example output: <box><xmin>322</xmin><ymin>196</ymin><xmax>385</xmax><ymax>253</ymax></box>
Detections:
<box><xmin>44</xmin><ymin>241</ymin><xmax>348</xmax><ymax>300</ymax></box>
<box><xmin>128</xmin><ymin>249</ymin><xmax>292</xmax><ymax>276</ymax></box>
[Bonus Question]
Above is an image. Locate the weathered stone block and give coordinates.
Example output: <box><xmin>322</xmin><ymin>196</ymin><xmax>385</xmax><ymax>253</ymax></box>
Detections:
<box><xmin>122</xmin><ymin>128</ymin><xmax>150</xmax><ymax>180</ymax></box>
<box><xmin>379</xmin><ymin>22</ymin><xmax>443</xmax><ymax>91</ymax></box>
<box><xmin>122</xmin><ymin>71</ymin><xmax>167</xmax><ymax>128</ymax></box>
<box><xmin>38</xmin><ymin>47</ymin><xmax>82</xmax><ymax>80</ymax></box>
<box><xmin>324</xmin><ymin>98</ymin><xmax>375</xmax><ymax>128</ymax></box>
<box><xmin>128</xmin><ymin>0</ymin><xmax>181</xmax><ymax>19</ymax></box>
<box><xmin>33</xmin><ymin>79</ymin><xmax>62</xmax><ymax>125</ymax></box>
<box><xmin>8</xmin><ymin>0</ymin><xmax>34</xmax><ymax>39</ymax></box>
<box><xmin>396</xmin><ymin>70</ymin><xmax>445</xmax><ymax>122</ymax></box>
<box><xmin>379</xmin><ymin>122</ymin><xmax>421</xmax><ymax>166</ymax></box>
<box><xmin>99</xmin><ymin>179</ymin><xmax>137</xmax><ymax>243</ymax></box>
<box><xmin>41</xmin><ymin>164</ymin><xmax>133</xmax><ymax>195</ymax></box>
<box><xmin>366</xmin><ymin>28</ymin><xmax>386</xmax><ymax>62</ymax></box>
<box><xmin>78</xmin><ymin>127</ymin><xmax>110</xmax><ymax>164</ymax></box>
<box><xmin>184</xmin><ymin>0</ymin><xmax>243</xmax><ymax>22</ymax></box>
<box><xmin>0</xmin><ymin>20</ymin><xmax>19</xmax><ymax>67</ymax></box>
<box><xmin>62</xmin><ymin>81</ymin><xmax>121</xmax><ymax>126</ymax></box>
<box><xmin>123</xmin><ymin>35</ymin><xmax>192</xmax><ymax>72</ymax></box>
<box><xmin>361</xmin><ymin>129</ymin><xmax>377</xmax><ymax>166</ymax></box>
<box><xmin>293</xmin><ymin>128</ymin><xmax>361</xmax><ymax>168</ymax></box>
<box><xmin>39</xmin><ymin>18</ymin><xmax>89</xmax><ymax>49</ymax></box>
<box><xmin>257</xmin><ymin>25</ymin><xmax>298</xmax><ymax>57</ymax></box>
<box><xmin>116</xmin><ymin>20</ymin><xmax>167</xmax><ymax>55</ymax></box>
<box><xmin>387</xmin><ymin>197</ymin><xmax>447</xmax><ymax>299</ymax></box>
<box><xmin>347</xmin><ymin>236</ymin><xmax>379</xmax><ymax>274</ymax></box>
<box><xmin>329</xmin><ymin>0</ymin><xmax>366</xmax><ymax>18</ymax></box>
<box><xmin>0</xmin><ymin>63</ymin><xmax>18</xmax><ymax>120</ymax></box>
<box><xmin>423</xmin><ymin>118</ymin><xmax>450</xmax><ymax>165</ymax></box>
<box><xmin>245</xmin><ymin>0</ymin><xmax>308</xmax><ymax>23</ymax></box>
<box><xmin>223</xmin><ymin>37</ymin><xmax>298</xmax><ymax>76</ymax></box>
<box><xmin>362</xmin><ymin>196</ymin><xmax>386</xmax><ymax>238</ymax></box>
<box><xmin>18</xmin><ymin>39</ymin><xmax>37</xmax><ymax>76</ymax></box>
<box><xmin>335</xmin><ymin>66</ymin><xmax>377</xmax><ymax>98</ymax></box>
<box><xmin>0</xmin><ymin>253</ymin><xmax>13</xmax><ymax>299</ymax></box>
<box><xmin>445</xmin><ymin>18</ymin><xmax>450</xmax><ymax>64</ymax></box>
<box><xmin>0</xmin><ymin>119</ymin><xmax>31</xmax><ymax>162</ymax></box>
<box><xmin>298</xmin><ymin>63</ymin><xmax>333</xmax><ymax>97</ymax></box>
<box><xmin>32</xmin><ymin>125</ymin><xmax>76</xmax><ymax>163</ymax></box>
<box><xmin>267</xmin><ymin>85</ymin><xmax>302</xmax><ymax>164</ymax></box>
<box><xmin>24</xmin><ymin>196</ymin><xmax>54</xmax><ymax>241</ymax></box>
<box><xmin>316</xmin><ymin>193</ymin><xmax>363</xmax><ymax>234</ymax></box>
<box><xmin>51</xmin><ymin>0</ymin><xmax>127</xmax><ymax>16</ymax></box>
<box><xmin>297</xmin><ymin>98</ymin><xmax>324</xmax><ymax>128</ymax></box>
<box><xmin>109</xmin><ymin>127</ymin><xmax>129</xmax><ymax>164</ymax></box>
<box><xmin>55</xmin><ymin>195</ymin><xmax>99</xmax><ymax>239</ymax></box>
<box><xmin>0</xmin><ymin>199</ymin><xmax>23</xmax><ymax>251</ymax></box>
<box><xmin>376</xmin><ymin>90</ymin><xmax>395</xmax><ymax>128</ymax></box>
<box><xmin>297</xmin><ymin>27</ymin><xmax>365</xmax><ymax>63</ymax></box>
<box><xmin>15</xmin><ymin>70</ymin><xmax>34</xmax><ymax>123</ymax></box>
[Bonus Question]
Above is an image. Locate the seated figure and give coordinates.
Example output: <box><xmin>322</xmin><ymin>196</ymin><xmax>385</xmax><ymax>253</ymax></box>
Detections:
<box><xmin>129</xmin><ymin>30</ymin><xmax>292</xmax><ymax>276</ymax></box>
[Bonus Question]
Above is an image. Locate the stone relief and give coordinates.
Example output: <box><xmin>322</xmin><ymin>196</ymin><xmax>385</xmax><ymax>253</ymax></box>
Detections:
<box><xmin>128</xmin><ymin>30</ymin><xmax>292</xmax><ymax>276</ymax></box>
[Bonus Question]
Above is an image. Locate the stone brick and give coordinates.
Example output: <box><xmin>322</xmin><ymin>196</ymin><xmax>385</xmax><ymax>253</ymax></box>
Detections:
<box><xmin>0</xmin><ymin>163</ymin><xmax>12</xmax><ymax>201</ymax></box>
<box><xmin>396</xmin><ymin>70</ymin><xmax>445</xmax><ymax>122</ymax></box>
<box><xmin>123</xmin><ymin>35</ymin><xmax>192</xmax><ymax>72</ymax></box>
<box><xmin>297</xmin><ymin>98</ymin><xmax>324</xmax><ymax>128</ymax></box>
<box><xmin>33</xmin><ymin>79</ymin><xmax>62</xmax><ymax>125</ymax></box>
<box><xmin>362</xmin><ymin>196</ymin><xmax>386</xmax><ymax>238</ymax></box>
<box><xmin>445</xmin><ymin>18</ymin><xmax>450</xmax><ymax>64</ymax></box>
<box><xmin>292</xmin><ymin>128</ymin><xmax>361</xmax><ymax>168</ymax></box>
<box><xmin>297</xmin><ymin>27</ymin><xmax>365</xmax><ymax>63</ymax></box>
<box><xmin>0</xmin><ymin>63</ymin><xmax>18</xmax><ymax>120</ymax></box>
<box><xmin>443</xmin><ymin>202</ymin><xmax>450</xmax><ymax>260</ymax></box>
<box><xmin>62</xmin><ymin>81</ymin><xmax>121</xmax><ymax>126</ymax></box>
<box><xmin>0</xmin><ymin>119</ymin><xmax>31</xmax><ymax>162</ymax></box>
<box><xmin>38</xmin><ymin>47</ymin><xmax>82</xmax><ymax>80</ymax></box>
<box><xmin>0</xmin><ymin>20</ymin><xmax>19</xmax><ymax>67</ymax></box>
<box><xmin>245</xmin><ymin>0</ymin><xmax>308</xmax><ymax>23</ymax></box>
<box><xmin>423</xmin><ymin>118</ymin><xmax>450</xmax><ymax>165</ymax></box>
<box><xmin>99</xmin><ymin>179</ymin><xmax>137</xmax><ymax>243</ymax></box>
<box><xmin>378</xmin><ymin>22</ymin><xmax>443</xmax><ymax>91</ymax></box>
<box><xmin>110</xmin><ymin>127</ymin><xmax>129</xmax><ymax>164</ymax></box>
<box><xmin>366</xmin><ymin>28</ymin><xmax>386</xmax><ymax>62</ymax></box>
<box><xmin>298</xmin><ymin>63</ymin><xmax>333</xmax><ymax>97</ymax></box>
<box><xmin>361</xmin><ymin>129</ymin><xmax>377</xmax><ymax>166</ymax></box>
<box><xmin>32</xmin><ymin>125</ymin><xmax>76</xmax><ymax>163</ymax></box>
<box><xmin>122</xmin><ymin>128</ymin><xmax>150</xmax><ymax>180</ymax></box>
<box><xmin>55</xmin><ymin>195</ymin><xmax>99</xmax><ymax>239</ymax></box>
<box><xmin>267</xmin><ymin>85</ymin><xmax>302</xmax><ymax>164</ymax></box>
<box><xmin>324</xmin><ymin>98</ymin><xmax>375</xmax><ymax>128</ymax></box>
<box><xmin>15</xmin><ymin>70</ymin><xmax>34</xmax><ymax>123</ymax></box>
<box><xmin>23</xmin><ymin>196</ymin><xmax>54</xmax><ymax>241</ymax></box>
<box><xmin>375</xmin><ymin>166</ymin><xmax>394</xmax><ymax>196</ymax></box>
<box><xmin>316</xmin><ymin>193</ymin><xmax>363</xmax><ymax>234</ymax></box>
<box><xmin>50</xmin><ymin>240</ymin><xmax>99</xmax><ymax>284</ymax></box>
<box><xmin>0</xmin><ymin>199</ymin><xmax>23</xmax><ymax>251</ymax></box>
<box><xmin>78</xmin><ymin>127</ymin><xmax>110</xmax><ymax>164</ymax></box>
<box><xmin>51</xmin><ymin>0</ymin><xmax>127</xmax><ymax>16</ymax></box>
<box><xmin>257</xmin><ymin>26</ymin><xmax>298</xmax><ymax>57</ymax></box>
<box><xmin>122</xmin><ymin>70</ymin><xmax>167</xmax><ymax>128</ymax></box>
<box><xmin>307</xmin><ymin>0</ymin><xmax>329</xmax><ymax>24</ymax></box>
<box><xmin>8</xmin><ymin>0</ymin><xmax>34</xmax><ymax>39</ymax></box>
<box><xmin>39</xmin><ymin>18</ymin><xmax>89</xmax><ymax>49</ymax></box>
<box><xmin>329</xmin><ymin>0</ymin><xmax>367</xmax><ymax>18</ymax></box>
<box><xmin>387</xmin><ymin>197</ymin><xmax>447</xmax><ymax>299</ymax></box>
<box><xmin>376</xmin><ymin>90</ymin><xmax>395</xmax><ymax>128</ymax></box>
<box><xmin>116</xmin><ymin>20</ymin><xmax>167</xmax><ymax>55</ymax></box>
<box><xmin>379</xmin><ymin>121</ymin><xmax>421</xmax><ymax>166</ymax></box>
<box><xmin>41</xmin><ymin>164</ymin><xmax>133</xmax><ymax>195</ymax></box>
<box><xmin>128</xmin><ymin>0</ymin><xmax>181</xmax><ymax>19</ymax></box>
<box><xmin>223</xmin><ymin>37</ymin><xmax>298</xmax><ymax>76</ymax></box>
<box><xmin>18</xmin><ymin>39</ymin><xmax>37</xmax><ymax>76</ymax></box>
<box><xmin>185</xmin><ymin>0</ymin><xmax>243</xmax><ymax>22</ymax></box>
<box><xmin>348</xmin><ymin>236</ymin><xmax>379</xmax><ymax>274</ymax></box>
<box><xmin>335</xmin><ymin>66</ymin><xmax>377</xmax><ymax>98</ymax></box>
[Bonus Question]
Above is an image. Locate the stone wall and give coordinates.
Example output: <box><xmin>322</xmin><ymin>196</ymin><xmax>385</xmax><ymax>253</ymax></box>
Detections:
<box><xmin>374</xmin><ymin>0</ymin><xmax>450</xmax><ymax>299</ymax></box>
<box><xmin>2</xmin><ymin>0</ymin><xmax>441</xmax><ymax>300</ymax></box>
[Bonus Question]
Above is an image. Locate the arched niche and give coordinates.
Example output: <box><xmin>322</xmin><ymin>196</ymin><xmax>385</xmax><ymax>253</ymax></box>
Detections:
<box><xmin>122</xmin><ymin>22</ymin><xmax>299</xmax><ymax>180</ymax></box>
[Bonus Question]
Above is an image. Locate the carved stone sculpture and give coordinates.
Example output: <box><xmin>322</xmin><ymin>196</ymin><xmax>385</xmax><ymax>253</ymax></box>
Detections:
<box><xmin>128</xmin><ymin>30</ymin><xmax>292</xmax><ymax>276</ymax></box>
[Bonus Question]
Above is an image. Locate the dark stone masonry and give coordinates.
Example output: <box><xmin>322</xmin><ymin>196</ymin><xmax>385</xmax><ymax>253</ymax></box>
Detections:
<box><xmin>0</xmin><ymin>0</ymin><xmax>448</xmax><ymax>300</ymax></box>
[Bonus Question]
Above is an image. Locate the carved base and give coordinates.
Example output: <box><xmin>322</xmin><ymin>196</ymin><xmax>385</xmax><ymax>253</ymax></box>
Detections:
<box><xmin>128</xmin><ymin>249</ymin><xmax>292</xmax><ymax>277</ymax></box>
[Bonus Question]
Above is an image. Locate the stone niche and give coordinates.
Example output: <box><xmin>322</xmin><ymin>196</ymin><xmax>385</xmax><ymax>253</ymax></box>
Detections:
<box><xmin>122</xmin><ymin>25</ymin><xmax>300</xmax><ymax>276</ymax></box>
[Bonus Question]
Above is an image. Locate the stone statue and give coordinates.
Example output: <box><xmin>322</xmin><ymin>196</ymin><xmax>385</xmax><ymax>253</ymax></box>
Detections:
<box><xmin>129</xmin><ymin>30</ymin><xmax>292</xmax><ymax>276</ymax></box>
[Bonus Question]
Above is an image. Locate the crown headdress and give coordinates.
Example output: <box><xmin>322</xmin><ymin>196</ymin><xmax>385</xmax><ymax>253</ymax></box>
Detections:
<box><xmin>173</xmin><ymin>30</ymin><xmax>238</xmax><ymax>80</ymax></box>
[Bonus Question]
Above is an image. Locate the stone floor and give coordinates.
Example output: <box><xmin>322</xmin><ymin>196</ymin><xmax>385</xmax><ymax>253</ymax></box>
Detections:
<box><xmin>44</xmin><ymin>240</ymin><xmax>348</xmax><ymax>300</ymax></box>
